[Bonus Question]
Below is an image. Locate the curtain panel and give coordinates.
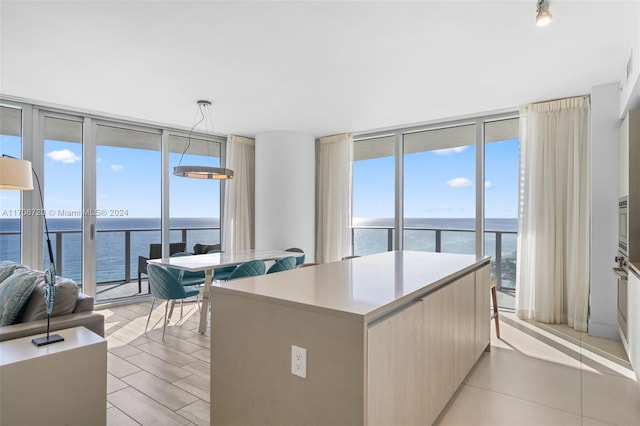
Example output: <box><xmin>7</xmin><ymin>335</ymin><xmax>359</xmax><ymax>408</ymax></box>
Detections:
<box><xmin>516</xmin><ymin>96</ymin><xmax>590</xmax><ymax>331</ymax></box>
<box><xmin>316</xmin><ymin>133</ymin><xmax>353</xmax><ymax>263</ymax></box>
<box><xmin>222</xmin><ymin>135</ymin><xmax>255</xmax><ymax>252</ymax></box>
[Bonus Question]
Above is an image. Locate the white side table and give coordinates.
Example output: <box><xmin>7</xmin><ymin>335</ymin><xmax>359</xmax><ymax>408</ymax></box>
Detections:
<box><xmin>0</xmin><ymin>326</ymin><xmax>107</xmax><ymax>426</ymax></box>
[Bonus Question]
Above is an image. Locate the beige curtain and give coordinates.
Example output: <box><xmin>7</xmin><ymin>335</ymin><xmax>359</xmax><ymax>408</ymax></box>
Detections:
<box><xmin>516</xmin><ymin>96</ymin><xmax>591</xmax><ymax>331</ymax></box>
<box><xmin>222</xmin><ymin>135</ymin><xmax>255</xmax><ymax>252</ymax></box>
<box><xmin>316</xmin><ymin>133</ymin><xmax>353</xmax><ymax>263</ymax></box>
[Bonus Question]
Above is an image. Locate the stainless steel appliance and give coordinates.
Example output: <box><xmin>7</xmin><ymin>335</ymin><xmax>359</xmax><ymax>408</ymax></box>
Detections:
<box><xmin>619</xmin><ymin>196</ymin><xmax>628</xmax><ymax>255</ymax></box>
<box><xmin>615</xmin><ymin>195</ymin><xmax>629</xmax><ymax>347</ymax></box>
<box><xmin>614</xmin><ymin>253</ymin><xmax>628</xmax><ymax>346</ymax></box>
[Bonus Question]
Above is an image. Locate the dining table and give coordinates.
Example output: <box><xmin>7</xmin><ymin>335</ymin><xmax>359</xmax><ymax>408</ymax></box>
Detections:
<box><xmin>147</xmin><ymin>249</ymin><xmax>303</xmax><ymax>334</ymax></box>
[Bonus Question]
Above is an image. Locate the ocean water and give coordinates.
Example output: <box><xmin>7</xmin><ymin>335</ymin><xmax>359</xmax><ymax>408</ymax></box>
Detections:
<box><xmin>0</xmin><ymin>217</ymin><xmax>517</xmax><ymax>288</ymax></box>
<box><xmin>0</xmin><ymin>218</ymin><xmax>220</xmax><ymax>284</ymax></box>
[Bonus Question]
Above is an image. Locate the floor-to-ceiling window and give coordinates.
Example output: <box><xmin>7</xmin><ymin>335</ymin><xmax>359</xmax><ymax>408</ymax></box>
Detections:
<box><xmin>352</xmin><ymin>135</ymin><xmax>395</xmax><ymax>255</ymax></box>
<box><xmin>352</xmin><ymin>113</ymin><xmax>519</xmax><ymax>310</ymax></box>
<box><xmin>484</xmin><ymin>118</ymin><xmax>519</xmax><ymax>309</ymax></box>
<box><xmin>0</xmin><ymin>105</ymin><xmax>24</xmax><ymax>263</ymax></box>
<box><xmin>95</xmin><ymin>123</ymin><xmax>162</xmax><ymax>302</ymax></box>
<box><xmin>0</xmin><ymin>99</ymin><xmax>227</xmax><ymax>304</ymax></box>
<box><xmin>43</xmin><ymin>115</ymin><xmax>84</xmax><ymax>284</ymax></box>
<box><xmin>403</xmin><ymin>124</ymin><xmax>476</xmax><ymax>254</ymax></box>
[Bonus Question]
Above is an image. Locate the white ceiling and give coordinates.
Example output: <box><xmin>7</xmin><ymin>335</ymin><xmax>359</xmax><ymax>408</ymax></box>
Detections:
<box><xmin>1</xmin><ymin>1</ymin><xmax>638</xmax><ymax>138</ymax></box>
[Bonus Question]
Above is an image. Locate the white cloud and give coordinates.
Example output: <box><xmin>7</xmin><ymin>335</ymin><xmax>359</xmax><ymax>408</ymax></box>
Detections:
<box><xmin>47</xmin><ymin>149</ymin><xmax>80</xmax><ymax>164</ymax></box>
<box><xmin>485</xmin><ymin>180</ymin><xmax>493</xmax><ymax>189</ymax></box>
<box><xmin>447</xmin><ymin>177</ymin><xmax>472</xmax><ymax>188</ymax></box>
<box><xmin>111</xmin><ymin>164</ymin><xmax>123</xmax><ymax>172</ymax></box>
<box><xmin>434</xmin><ymin>146</ymin><xmax>468</xmax><ymax>155</ymax></box>
<box><xmin>97</xmin><ymin>158</ymin><xmax>102</xmax><ymax>163</ymax></box>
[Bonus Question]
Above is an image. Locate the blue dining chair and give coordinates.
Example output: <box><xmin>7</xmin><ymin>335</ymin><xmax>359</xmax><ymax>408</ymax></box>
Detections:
<box><xmin>168</xmin><ymin>252</ymin><xmax>206</xmax><ymax>287</ymax></box>
<box><xmin>226</xmin><ymin>260</ymin><xmax>266</xmax><ymax>281</ymax></box>
<box><xmin>145</xmin><ymin>263</ymin><xmax>200</xmax><ymax>340</ymax></box>
<box><xmin>267</xmin><ymin>256</ymin><xmax>296</xmax><ymax>274</ymax></box>
<box><xmin>285</xmin><ymin>247</ymin><xmax>305</xmax><ymax>266</ymax></box>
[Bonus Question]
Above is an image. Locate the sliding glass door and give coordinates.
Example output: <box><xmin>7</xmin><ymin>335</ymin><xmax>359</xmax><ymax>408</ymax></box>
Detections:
<box><xmin>95</xmin><ymin>123</ymin><xmax>161</xmax><ymax>302</ymax></box>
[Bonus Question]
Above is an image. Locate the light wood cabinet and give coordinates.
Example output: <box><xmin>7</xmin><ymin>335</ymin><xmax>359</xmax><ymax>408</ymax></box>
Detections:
<box><xmin>628</xmin><ymin>269</ymin><xmax>640</xmax><ymax>380</ymax></box>
<box><xmin>367</xmin><ymin>264</ymin><xmax>490</xmax><ymax>426</ymax></box>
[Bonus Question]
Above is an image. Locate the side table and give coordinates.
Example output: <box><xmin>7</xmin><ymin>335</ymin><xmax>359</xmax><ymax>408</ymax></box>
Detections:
<box><xmin>0</xmin><ymin>326</ymin><xmax>107</xmax><ymax>426</ymax></box>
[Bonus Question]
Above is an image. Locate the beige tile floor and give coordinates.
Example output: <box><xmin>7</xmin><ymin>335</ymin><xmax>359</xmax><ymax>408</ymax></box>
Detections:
<box><xmin>101</xmin><ymin>302</ymin><xmax>640</xmax><ymax>426</ymax></box>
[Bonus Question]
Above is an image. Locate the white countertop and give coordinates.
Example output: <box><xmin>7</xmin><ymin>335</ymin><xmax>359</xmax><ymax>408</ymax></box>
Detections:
<box><xmin>213</xmin><ymin>251</ymin><xmax>489</xmax><ymax>321</ymax></box>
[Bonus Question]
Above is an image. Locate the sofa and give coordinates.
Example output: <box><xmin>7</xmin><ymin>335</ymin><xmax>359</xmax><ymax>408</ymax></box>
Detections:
<box><xmin>0</xmin><ymin>262</ymin><xmax>104</xmax><ymax>342</ymax></box>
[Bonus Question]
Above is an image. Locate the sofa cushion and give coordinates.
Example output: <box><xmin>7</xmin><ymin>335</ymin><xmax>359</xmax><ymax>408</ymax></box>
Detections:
<box><xmin>17</xmin><ymin>275</ymin><xmax>79</xmax><ymax>323</ymax></box>
<box><xmin>0</xmin><ymin>272</ymin><xmax>38</xmax><ymax>326</ymax></box>
<box><xmin>0</xmin><ymin>264</ymin><xmax>17</xmax><ymax>284</ymax></box>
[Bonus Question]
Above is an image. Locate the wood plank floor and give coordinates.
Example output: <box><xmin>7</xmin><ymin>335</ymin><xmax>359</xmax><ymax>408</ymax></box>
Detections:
<box><xmin>103</xmin><ymin>299</ymin><xmax>209</xmax><ymax>426</ymax></box>
<box><xmin>102</xmin><ymin>300</ymin><xmax>639</xmax><ymax>426</ymax></box>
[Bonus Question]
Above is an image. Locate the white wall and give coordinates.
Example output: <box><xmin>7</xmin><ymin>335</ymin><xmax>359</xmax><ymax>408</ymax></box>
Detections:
<box><xmin>255</xmin><ymin>131</ymin><xmax>315</xmax><ymax>261</ymax></box>
<box><xmin>589</xmin><ymin>82</ymin><xmax>621</xmax><ymax>339</ymax></box>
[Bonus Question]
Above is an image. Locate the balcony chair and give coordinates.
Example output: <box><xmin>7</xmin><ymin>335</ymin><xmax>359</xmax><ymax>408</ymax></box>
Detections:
<box><xmin>226</xmin><ymin>260</ymin><xmax>266</xmax><ymax>281</ymax></box>
<box><xmin>266</xmin><ymin>256</ymin><xmax>296</xmax><ymax>274</ymax></box>
<box><xmin>193</xmin><ymin>243</ymin><xmax>221</xmax><ymax>255</ymax></box>
<box><xmin>138</xmin><ymin>242</ymin><xmax>186</xmax><ymax>293</ymax></box>
<box><xmin>145</xmin><ymin>263</ymin><xmax>200</xmax><ymax>340</ymax></box>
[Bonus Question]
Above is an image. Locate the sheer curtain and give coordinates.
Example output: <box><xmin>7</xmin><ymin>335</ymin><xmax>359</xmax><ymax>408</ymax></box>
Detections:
<box><xmin>516</xmin><ymin>96</ymin><xmax>590</xmax><ymax>331</ymax></box>
<box><xmin>316</xmin><ymin>133</ymin><xmax>353</xmax><ymax>263</ymax></box>
<box><xmin>222</xmin><ymin>135</ymin><xmax>255</xmax><ymax>252</ymax></box>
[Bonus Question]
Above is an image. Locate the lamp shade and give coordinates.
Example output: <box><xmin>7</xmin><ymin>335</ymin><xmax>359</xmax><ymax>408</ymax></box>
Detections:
<box><xmin>0</xmin><ymin>156</ymin><xmax>34</xmax><ymax>190</ymax></box>
<box><xmin>173</xmin><ymin>166</ymin><xmax>234</xmax><ymax>179</ymax></box>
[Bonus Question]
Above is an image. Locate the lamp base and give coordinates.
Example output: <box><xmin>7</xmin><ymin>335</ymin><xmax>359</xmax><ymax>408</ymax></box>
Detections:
<box><xmin>31</xmin><ymin>334</ymin><xmax>64</xmax><ymax>347</ymax></box>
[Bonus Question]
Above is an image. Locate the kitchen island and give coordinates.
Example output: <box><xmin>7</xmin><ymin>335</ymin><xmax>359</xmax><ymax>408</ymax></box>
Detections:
<box><xmin>210</xmin><ymin>250</ymin><xmax>491</xmax><ymax>425</ymax></box>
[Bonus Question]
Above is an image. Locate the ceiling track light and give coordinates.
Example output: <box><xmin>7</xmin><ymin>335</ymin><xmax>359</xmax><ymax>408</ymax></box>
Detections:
<box><xmin>173</xmin><ymin>100</ymin><xmax>234</xmax><ymax>180</ymax></box>
<box><xmin>536</xmin><ymin>0</ymin><xmax>553</xmax><ymax>26</ymax></box>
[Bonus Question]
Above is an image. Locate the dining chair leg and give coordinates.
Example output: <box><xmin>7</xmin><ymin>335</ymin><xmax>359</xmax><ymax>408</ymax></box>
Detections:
<box><xmin>180</xmin><ymin>299</ymin><xmax>184</xmax><ymax>320</ymax></box>
<box><xmin>145</xmin><ymin>298</ymin><xmax>156</xmax><ymax>334</ymax></box>
<box><xmin>162</xmin><ymin>300</ymin><xmax>169</xmax><ymax>340</ymax></box>
<box><xmin>491</xmin><ymin>285</ymin><xmax>500</xmax><ymax>339</ymax></box>
<box><xmin>168</xmin><ymin>300</ymin><xmax>176</xmax><ymax>322</ymax></box>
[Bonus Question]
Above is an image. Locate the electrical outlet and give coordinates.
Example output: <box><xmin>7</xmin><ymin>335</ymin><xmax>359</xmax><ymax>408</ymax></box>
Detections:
<box><xmin>291</xmin><ymin>345</ymin><xmax>307</xmax><ymax>378</ymax></box>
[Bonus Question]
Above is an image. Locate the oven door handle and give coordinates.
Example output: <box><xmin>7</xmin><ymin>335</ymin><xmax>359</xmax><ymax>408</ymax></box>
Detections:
<box><xmin>613</xmin><ymin>267</ymin><xmax>628</xmax><ymax>280</ymax></box>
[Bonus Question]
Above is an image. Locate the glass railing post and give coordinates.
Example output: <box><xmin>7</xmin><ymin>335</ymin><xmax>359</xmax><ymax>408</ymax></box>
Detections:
<box><xmin>495</xmin><ymin>231</ymin><xmax>502</xmax><ymax>291</ymax></box>
<box><xmin>182</xmin><ymin>229</ymin><xmax>188</xmax><ymax>247</ymax></box>
<box><xmin>124</xmin><ymin>230</ymin><xmax>131</xmax><ymax>283</ymax></box>
<box><xmin>55</xmin><ymin>231</ymin><xmax>63</xmax><ymax>276</ymax></box>
<box><xmin>387</xmin><ymin>228</ymin><xmax>393</xmax><ymax>252</ymax></box>
<box><xmin>435</xmin><ymin>230</ymin><xmax>442</xmax><ymax>253</ymax></box>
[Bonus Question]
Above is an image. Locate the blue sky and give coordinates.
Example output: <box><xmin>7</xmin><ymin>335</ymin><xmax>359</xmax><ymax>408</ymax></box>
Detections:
<box><xmin>353</xmin><ymin>139</ymin><xmax>519</xmax><ymax>219</ymax></box>
<box><xmin>2</xmin><ymin>135</ymin><xmax>518</xmax><ymax>221</ymax></box>
<box><xmin>0</xmin><ymin>135</ymin><xmax>220</xmax><ymax>219</ymax></box>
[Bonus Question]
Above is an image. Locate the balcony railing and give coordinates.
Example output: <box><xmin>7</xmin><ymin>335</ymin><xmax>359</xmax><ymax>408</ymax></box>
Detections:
<box><xmin>0</xmin><ymin>226</ymin><xmax>220</xmax><ymax>285</ymax></box>
<box><xmin>351</xmin><ymin>225</ymin><xmax>517</xmax><ymax>291</ymax></box>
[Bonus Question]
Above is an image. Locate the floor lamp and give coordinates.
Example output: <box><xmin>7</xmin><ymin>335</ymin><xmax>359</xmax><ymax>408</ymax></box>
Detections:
<box><xmin>0</xmin><ymin>155</ymin><xmax>64</xmax><ymax>346</ymax></box>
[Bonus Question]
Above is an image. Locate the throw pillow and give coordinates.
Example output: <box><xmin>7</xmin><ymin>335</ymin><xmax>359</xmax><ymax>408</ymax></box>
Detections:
<box><xmin>17</xmin><ymin>275</ymin><xmax>79</xmax><ymax>322</ymax></box>
<box><xmin>0</xmin><ymin>272</ymin><xmax>38</xmax><ymax>326</ymax></box>
<box><xmin>0</xmin><ymin>264</ymin><xmax>17</xmax><ymax>285</ymax></box>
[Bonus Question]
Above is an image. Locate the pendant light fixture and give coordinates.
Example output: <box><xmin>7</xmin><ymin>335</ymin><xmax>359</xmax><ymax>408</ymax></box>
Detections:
<box><xmin>173</xmin><ymin>100</ymin><xmax>234</xmax><ymax>180</ymax></box>
<box><xmin>536</xmin><ymin>0</ymin><xmax>553</xmax><ymax>26</ymax></box>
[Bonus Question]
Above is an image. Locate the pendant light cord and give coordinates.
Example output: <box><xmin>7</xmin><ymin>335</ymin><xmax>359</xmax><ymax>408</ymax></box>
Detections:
<box><xmin>177</xmin><ymin>102</ymin><xmax>208</xmax><ymax>166</ymax></box>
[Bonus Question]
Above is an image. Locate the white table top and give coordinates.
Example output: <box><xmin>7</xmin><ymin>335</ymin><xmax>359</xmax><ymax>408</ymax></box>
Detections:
<box><xmin>0</xmin><ymin>326</ymin><xmax>105</xmax><ymax>366</ymax></box>
<box><xmin>147</xmin><ymin>249</ymin><xmax>302</xmax><ymax>272</ymax></box>
<box><xmin>212</xmin><ymin>251</ymin><xmax>489</xmax><ymax>322</ymax></box>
